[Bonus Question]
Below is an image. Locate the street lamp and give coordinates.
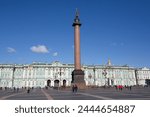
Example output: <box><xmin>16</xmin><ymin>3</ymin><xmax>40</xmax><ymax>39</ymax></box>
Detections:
<box><xmin>54</xmin><ymin>73</ymin><xmax>57</xmax><ymax>87</ymax></box>
<box><xmin>88</xmin><ymin>73</ymin><xmax>92</xmax><ymax>86</ymax></box>
<box><xmin>93</xmin><ymin>66</ymin><xmax>96</xmax><ymax>86</ymax></box>
<box><xmin>0</xmin><ymin>79</ymin><xmax>1</xmax><ymax>87</ymax></box>
<box><xmin>135</xmin><ymin>69</ymin><xmax>139</xmax><ymax>86</ymax></box>
<box><xmin>0</xmin><ymin>66</ymin><xmax>4</xmax><ymax>88</ymax></box>
<box><xmin>58</xmin><ymin>68</ymin><xmax>65</xmax><ymax>87</ymax></box>
<box><xmin>58</xmin><ymin>68</ymin><xmax>62</xmax><ymax>88</ymax></box>
<box><xmin>12</xmin><ymin>65</ymin><xmax>16</xmax><ymax>88</ymax></box>
<box><xmin>102</xmin><ymin>69</ymin><xmax>109</xmax><ymax>86</ymax></box>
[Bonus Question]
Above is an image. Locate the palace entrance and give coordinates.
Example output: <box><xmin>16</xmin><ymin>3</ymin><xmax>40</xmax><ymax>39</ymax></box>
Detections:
<box><xmin>146</xmin><ymin>79</ymin><xmax>150</xmax><ymax>86</ymax></box>
<box><xmin>63</xmin><ymin>80</ymin><xmax>66</xmax><ymax>87</ymax></box>
<box><xmin>47</xmin><ymin>80</ymin><xmax>51</xmax><ymax>87</ymax></box>
<box><xmin>54</xmin><ymin>80</ymin><xmax>59</xmax><ymax>87</ymax></box>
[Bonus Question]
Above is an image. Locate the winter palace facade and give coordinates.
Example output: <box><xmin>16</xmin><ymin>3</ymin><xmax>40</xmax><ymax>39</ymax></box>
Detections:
<box><xmin>0</xmin><ymin>61</ymin><xmax>150</xmax><ymax>88</ymax></box>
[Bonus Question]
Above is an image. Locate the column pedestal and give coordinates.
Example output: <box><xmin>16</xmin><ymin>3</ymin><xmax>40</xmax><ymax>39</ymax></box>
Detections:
<box><xmin>71</xmin><ymin>70</ymin><xmax>86</xmax><ymax>89</ymax></box>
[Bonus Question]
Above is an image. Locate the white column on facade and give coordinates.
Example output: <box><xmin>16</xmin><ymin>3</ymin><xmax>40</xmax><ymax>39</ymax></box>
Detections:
<box><xmin>23</xmin><ymin>68</ymin><xmax>25</xmax><ymax>79</ymax></box>
<box><xmin>51</xmin><ymin>80</ymin><xmax>54</xmax><ymax>87</ymax></box>
<box><xmin>0</xmin><ymin>68</ymin><xmax>1</xmax><ymax>79</ymax></box>
<box><xmin>45</xmin><ymin>68</ymin><xmax>48</xmax><ymax>80</ymax></box>
<box><xmin>50</xmin><ymin>68</ymin><xmax>52</xmax><ymax>78</ymax></box>
<box><xmin>31</xmin><ymin>69</ymin><xmax>33</xmax><ymax>79</ymax></box>
<box><xmin>95</xmin><ymin>70</ymin><xmax>97</xmax><ymax>80</ymax></box>
<box><xmin>84</xmin><ymin>69</ymin><xmax>88</xmax><ymax>79</ymax></box>
<box><xmin>148</xmin><ymin>71</ymin><xmax>150</xmax><ymax>79</ymax></box>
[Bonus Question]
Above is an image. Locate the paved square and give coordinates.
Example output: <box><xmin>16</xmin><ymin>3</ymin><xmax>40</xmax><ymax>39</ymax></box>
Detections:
<box><xmin>0</xmin><ymin>87</ymin><xmax>150</xmax><ymax>100</ymax></box>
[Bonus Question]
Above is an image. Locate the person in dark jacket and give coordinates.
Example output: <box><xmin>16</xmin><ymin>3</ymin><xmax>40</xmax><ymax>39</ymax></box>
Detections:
<box><xmin>72</xmin><ymin>85</ymin><xmax>75</xmax><ymax>92</ymax></box>
<box><xmin>74</xmin><ymin>84</ymin><xmax>78</xmax><ymax>92</ymax></box>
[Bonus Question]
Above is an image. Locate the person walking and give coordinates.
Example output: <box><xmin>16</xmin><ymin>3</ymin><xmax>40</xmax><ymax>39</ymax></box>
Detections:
<box><xmin>27</xmin><ymin>88</ymin><xmax>30</xmax><ymax>93</ymax></box>
<box><xmin>74</xmin><ymin>84</ymin><xmax>78</xmax><ymax>92</ymax></box>
<box><xmin>72</xmin><ymin>85</ymin><xmax>75</xmax><ymax>92</ymax></box>
<box><xmin>129</xmin><ymin>86</ymin><xmax>132</xmax><ymax>90</ymax></box>
<box><xmin>17</xmin><ymin>87</ymin><xmax>19</xmax><ymax>92</ymax></box>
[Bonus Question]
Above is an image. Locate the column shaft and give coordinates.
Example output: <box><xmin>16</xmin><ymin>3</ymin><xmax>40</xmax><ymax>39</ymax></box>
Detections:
<box><xmin>74</xmin><ymin>25</ymin><xmax>81</xmax><ymax>70</ymax></box>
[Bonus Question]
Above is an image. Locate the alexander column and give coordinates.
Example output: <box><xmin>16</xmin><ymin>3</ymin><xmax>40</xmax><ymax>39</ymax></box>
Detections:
<box><xmin>71</xmin><ymin>10</ymin><xmax>86</xmax><ymax>89</ymax></box>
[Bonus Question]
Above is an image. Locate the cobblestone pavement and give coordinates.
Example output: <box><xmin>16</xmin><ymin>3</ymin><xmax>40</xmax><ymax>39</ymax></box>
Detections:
<box><xmin>0</xmin><ymin>87</ymin><xmax>150</xmax><ymax>100</ymax></box>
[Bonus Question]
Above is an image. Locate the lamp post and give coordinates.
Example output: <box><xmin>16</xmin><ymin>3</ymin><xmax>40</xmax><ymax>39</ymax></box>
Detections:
<box><xmin>135</xmin><ymin>69</ymin><xmax>139</xmax><ymax>86</ymax></box>
<box><xmin>93</xmin><ymin>66</ymin><xmax>96</xmax><ymax>86</ymax></box>
<box><xmin>88</xmin><ymin>73</ymin><xmax>92</xmax><ymax>86</ymax></box>
<box><xmin>54</xmin><ymin>73</ymin><xmax>57</xmax><ymax>87</ymax></box>
<box><xmin>102</xmin><ymin>69</ymin><xmax>108</xmax><ymax>86</ymax></box>
<box><xmin>110</xmin><ymin>69</ymin><xmax>114</xmax><ymax>86</ymax></box>
<box><xmin>0</xmin><ymin>79</ymin><xmax>1</xmax><ymax>87</ymax></box>
<box><xmin>0</xmin><ymin>66</ymin><xmax>4</xmax><ymax>88</ymax></box>
<box><xmin>54</xmin><ymin>68</ymin><xmax>64</xmax><ymax>90</ymax></box>
<box><xmin>12</xmin><ymin>65</ymin><xmax>16</xmax><ymax>88</ymax></box>
<box><xmin>58</xmin><ymin>68</ymin><xmax>62</xmax><ymax>88</ymax></box>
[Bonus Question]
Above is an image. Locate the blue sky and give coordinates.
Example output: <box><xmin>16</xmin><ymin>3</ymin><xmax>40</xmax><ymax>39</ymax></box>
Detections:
<box><xmin>0</xmin><ymin>0</ymin><xmax>150</xmax><ymax>67</ymax></box>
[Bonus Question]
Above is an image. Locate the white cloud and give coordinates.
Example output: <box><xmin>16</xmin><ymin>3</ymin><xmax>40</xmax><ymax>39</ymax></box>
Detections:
<box><xmin>7</xmin><ymin>47</ymin><xmax>16</xmax><ymax>53</ymax></box>
<box><xmin>53</xmin><ymin>52</ymin><xmax>58</xmax><ymax>56</ymax></box>
<box><xmin>30</xmin><ymin>45</ymin><xmax>49</xmax><ymax>53</ymax></box>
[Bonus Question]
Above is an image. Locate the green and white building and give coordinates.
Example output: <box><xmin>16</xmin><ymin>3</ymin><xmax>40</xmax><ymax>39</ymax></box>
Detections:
<box><xmin>0</xmin><ymin>61</ymin><xmax>150</xmax><ymax>88</ymax></box>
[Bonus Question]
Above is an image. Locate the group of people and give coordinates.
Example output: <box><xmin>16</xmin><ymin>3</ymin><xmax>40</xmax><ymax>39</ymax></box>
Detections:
<box><xmin>0</xmin><ymin>87</ymin><xmax>9</xmax><ymax>90</ymax></box>
<box><xmin>13</xmin><ymin>87</ymin><xmax>19</xmax><ymax>92</ymax></box>
<box><xmin>115</xmin><ymin>85</ymin><xmax>132</xmax><ymax>91</ymax></box>
<box><xmin>27</xmin><ymin>88</ymin><xmax>30</xmax><ymax>93</ymax></box>
<box><xmin>0</xmin><ymin>87</ymin><xmax>3</xmax><ymax>90</ymax></box>
<box><xmin>72</xmin><ymin>84</ymin><xmax>78</xmax><ymax>92</ymax></box>
<box><xmin>115</xmin><ymin>85</ymin><xmax>123</xmax><ymax>90</ymax></box>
